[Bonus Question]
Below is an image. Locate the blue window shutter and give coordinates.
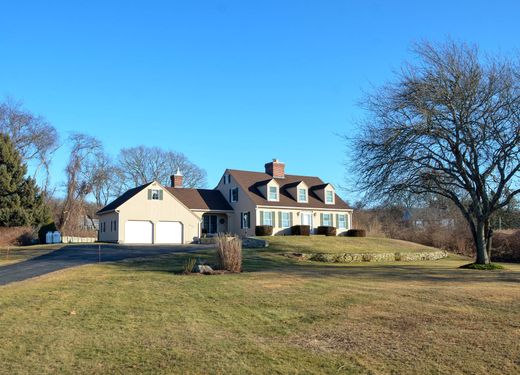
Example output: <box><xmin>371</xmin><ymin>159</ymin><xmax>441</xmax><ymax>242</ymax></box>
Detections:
<box><xmin>229</xmin><ymin>189</ymin><xmax>232</xmax><ymax>202</ymax></box>
<box><xmin>320</xmin><ymin>213</ymin><xmax>324</xmax><ymax>226</ymax></box>
<box><xmin>272</xmin><ymin>211</ymin><xmax>276</xmax><ymax>227</ymax></box>
<box><xmin>260</xmin><ymin>211</ymin><xmax>264</xmax><ymax>225</ymax></box>
<box><xmin>159</xmin><ymin>190</ymin><xmax>163</xmax><ymax>200</ymax></box>
<box><xmin>278</xmin><ymin>212</ymin><xmax>282</xmax><ymax>226</ymax></box>
<box><xmin>289</xmin><ymin>212</ymin><xmax>293</xmax><ymax>226</ymax></box>
<box><xmin>336</xmin><ymin>214</ymin><xmax>340</xmax><ymax>228</ymax></box>
<box><xmin>240</xmin><ymin>213</ymin><xmax>244</xmax><ymax>229</ymax></box>
<box><xmin>148</xmin><ymin>189</ymin><xmax>152</xmax><ymax>200</ymax></box>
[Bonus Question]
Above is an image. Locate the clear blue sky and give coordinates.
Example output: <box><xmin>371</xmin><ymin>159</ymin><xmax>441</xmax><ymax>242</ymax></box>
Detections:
<box><xmin>1</xmin><ymin>1</ymin><xmax>518</xmax><ymax>201</ymax></box>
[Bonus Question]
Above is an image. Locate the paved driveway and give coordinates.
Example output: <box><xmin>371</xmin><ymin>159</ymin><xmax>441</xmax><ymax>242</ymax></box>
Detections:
<box><xmin>0</xmin><ymin>244</ymin><xmax>209</xmax><ymax>286</ymax></box>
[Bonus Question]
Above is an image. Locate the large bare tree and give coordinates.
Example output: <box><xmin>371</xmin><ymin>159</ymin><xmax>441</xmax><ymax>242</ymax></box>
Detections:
<box><xmin>117</xmin><ymin>146</ymin><xmax>207</xmax><ymax>189</ymax></box>
<box><xmin>59</xmin><ymin>132</ymin><xmax>103</xmax><ymax>232</ymax></box>
<box><xmin>0</xmin><ymin>98</ymin><xmax>59</xmax><ymax>192</ymax></box>
<box><xmin>352</xmin><ymin>41</ymin><xmax>520</xmax><ymax>265</ymax></box>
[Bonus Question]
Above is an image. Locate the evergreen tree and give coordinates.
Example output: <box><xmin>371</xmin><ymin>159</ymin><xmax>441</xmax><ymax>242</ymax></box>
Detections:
<box><xmin>0</xmin><ymin>133</ymin><xmax>49</xmax><ymax>227</ymax></box>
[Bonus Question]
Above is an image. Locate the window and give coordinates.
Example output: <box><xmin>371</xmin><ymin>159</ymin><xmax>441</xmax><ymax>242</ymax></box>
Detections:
<box><xmin>298</xmin><ymin>188</ymin><xmax>307</xmax><ymax>202</ymax></box>
<box><xmin>281</xmin><ymin>212</ymin><xmax>290</xmax><ymax>228</ymax></box>
<box><xmin>262</xmin><ymin>211</ymin><xmax>273</xmax><ymax>226</ymax></box>
<box><xmin>241</xmin><ymin>212</ymin><xmax>250</xmax><ymax>229</ymax></box>
<box><xmin>338</xmin><ymin>214</ymin><xmax>347</xmax><ymax>229</ymax></box>
<box><xmin>269</xmin><ymin>186</ymin><xmax>278</xmax><ymax>201</ymax></box>
<box><xmin>325</xmin><ymin>190</ymin><xmax>334</xmax><ymax>204</ymax></box>
<box><xmin>149</xmin><ymin>189</ymin><xmax>162</xmax><ymax>200</ymax></box>
<box><xmin>203</xmin><ymin>215</ymin><xmax>218</xmax><ymax>234</ymax></box>
<box><xmin>322</xmin><ymin>213</ymin><xmax>332</xmax><ymax>226</ymax></box>
<box><xmin>230</xmin><ymin>188</ymin><xmax>238</xmax><ymax>202</ymax></box>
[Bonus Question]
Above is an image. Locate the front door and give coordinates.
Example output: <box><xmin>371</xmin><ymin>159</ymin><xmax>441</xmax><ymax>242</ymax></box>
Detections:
<box><xmin>203</xmin><ymin>215</ymin><xmax>218</xmax><ymax>234</ymax></box>
<box><xmin>301</xmin><ymin>212</ymin><xmax>313</xmax><ymax>228</ymax></box>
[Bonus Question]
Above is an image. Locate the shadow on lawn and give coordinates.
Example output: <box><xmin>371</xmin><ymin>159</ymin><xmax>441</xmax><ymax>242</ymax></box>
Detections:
<box><xmin>117</xmin><ymin>248</ymin><xmax>520</xmax><ymax>285</ymax></box>
<box><xmin>0</xmin><ymin>244</ymin><xmax>210</xmax><ymax>286</ymax></box>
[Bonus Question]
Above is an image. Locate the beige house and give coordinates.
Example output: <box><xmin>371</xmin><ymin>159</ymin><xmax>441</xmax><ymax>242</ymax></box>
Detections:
<box><xmin>97</xmin><ymin>159</ymin><xmax>353</xmax><ymax>244</ymax></box>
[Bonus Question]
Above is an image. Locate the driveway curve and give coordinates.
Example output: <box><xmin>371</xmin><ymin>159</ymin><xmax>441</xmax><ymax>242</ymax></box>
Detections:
<box><xmin>0</xmin><ymin>244</ymin><xmax>209</xmax><ymax>286</ymax></box>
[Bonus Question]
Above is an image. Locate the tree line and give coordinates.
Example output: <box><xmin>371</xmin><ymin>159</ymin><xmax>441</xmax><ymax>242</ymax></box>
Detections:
<box><xmin>0</xmin><ymin>100</ymin><xmax>207</xmax><ymax>233</ymax></box>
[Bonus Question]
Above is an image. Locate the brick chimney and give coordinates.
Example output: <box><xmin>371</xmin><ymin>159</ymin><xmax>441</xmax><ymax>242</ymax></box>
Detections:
<box><xmin>170</xmin><ymin>168</ymin><xmax>183</xmax><ymax>188</ymax></box>
<box><xmin>265</xmin><ymin>158</ymin><xmax>285</xmax><ymax>178</ymax></box>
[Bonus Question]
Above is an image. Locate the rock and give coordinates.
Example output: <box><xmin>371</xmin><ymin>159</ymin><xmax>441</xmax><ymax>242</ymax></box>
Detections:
<box><xmin>243</xmin><ymin>237</ymin><xmax>269</xmax><ymax>248</ymax></box>
<box><xmin>194</xmin><ymin>265</ymin><xmax>214</xmax><ymax>274</ymax></box>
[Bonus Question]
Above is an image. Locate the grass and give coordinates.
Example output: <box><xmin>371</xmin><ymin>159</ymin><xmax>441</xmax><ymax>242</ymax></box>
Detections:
<box><xmin>259</xmin><ymin>235</ymin><xmax>442</xmax><ymax>254</ymax></box>
<box><xmin>0</xmin><ymin>246</ymin><xmax>519</xmax><ymax>374</ymax></box>
<box><xmin>0</xmin><ymin>243</ymin><xmax>65</xmax><ymax>265</ymax></box>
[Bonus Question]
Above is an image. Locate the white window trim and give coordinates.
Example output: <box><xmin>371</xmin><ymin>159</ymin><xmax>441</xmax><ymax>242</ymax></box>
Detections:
<box><xmin>263</xmin><ymin>211</ymin><xmax>273</xmax><ymax>226</ymax></box>
<box><xmin>325</xmin><ymin>190</ymin><xmax>335</xmax><ymax>204</ymax></box>
<box><xmin>298</xmin><ymin>188</ymin><xmax>308</xmax><ymax>203</ymax></box>
<box><xmin>281</xmin><ymin>212</ymin><xmax>290</xmax><ymax>228</ymax></box>
<box><xmin>323</xmin><ymin>213</ymin><xmax>332</xmax><ymax>226</ymax></box>
<box><xmin>338</xmin><ymin>214</ymin><xmax>347</xmax><ymax>229</ymax></box>
<box><xmin>268</xmin><ymin>186</ymin><xmax>279</xmax><ymax>202</ymax></box>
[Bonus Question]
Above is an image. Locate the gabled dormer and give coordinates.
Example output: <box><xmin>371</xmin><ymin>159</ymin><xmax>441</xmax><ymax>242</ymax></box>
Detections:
<box><xmin>285</xmin><ymin>181</ymin><xmax>308</xmax><ymax>203</ymax></box>
<box><xmin>313</xmin><ymin>183</ymin><xmax>336</xmax><ymax>205</ymax></box>
<box><xmin>257</xmin><ymin>179</ymin><xmax>280</xmax><ymax>202</ymax></box>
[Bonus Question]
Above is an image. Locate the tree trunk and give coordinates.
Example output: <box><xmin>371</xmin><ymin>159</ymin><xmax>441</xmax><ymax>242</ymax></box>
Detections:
<box><xmin>474</xmin><ymin>221</ymin><xmax>490</xmax><ymax>265</ymax></box>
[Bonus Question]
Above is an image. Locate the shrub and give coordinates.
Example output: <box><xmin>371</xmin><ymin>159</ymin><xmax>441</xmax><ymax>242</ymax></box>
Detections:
<box><xmin>346</xmin><ymin>229</ymin><xmax>367</xmax><ymax>237</ymax></box>
<box><xmin>291</xmin><ymin>225</ymin><xmax>310</xmax><ymax>236</ymax></box>
<box><xmin>215</xmin><ymin>233</ymin><xmax>242</xmax><ymax>272</ymax></box>
<box><xmin>182</xmin><ymin>257</ymin><xmax>197</xmax><ymax>274</ymax></box>
<box><xmin>317</xmin><ymin>226</ymin><xmax>336</xmax><ymax>236</ymax></box>
<box><xmin>38</xmin><ymin>222</ymin><xmax>57</xmax><ymax>244</ymax></box>
<box><xmin>255</xmin><ymin>225</ymin><xmax>273</xmax><ymax>236</ymax></box>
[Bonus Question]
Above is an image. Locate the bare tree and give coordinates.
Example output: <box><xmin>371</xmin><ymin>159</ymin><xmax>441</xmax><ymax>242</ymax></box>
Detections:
<box><xmin>351</xmin><ymin>41</ymin><xmax>520</xmax><ymax>265</ymax></box>
<box><xmin>88</xmin><ymin>153</ymin><xmax>119</xmax><ymax>207</ymax></box>
<box><xmin>117</xmin><ymin>146</ymin><xmax>207</xmax><ymax>189</ymax></box>
<box><xmin>59</xmin><ymin>133</ymin><xmax>103</xmax><ymax>232</ymax></box>
<box><xmin>0</xmin><ymin>98</ymin><xmax>59</xmax><ymax>192</ymax></box>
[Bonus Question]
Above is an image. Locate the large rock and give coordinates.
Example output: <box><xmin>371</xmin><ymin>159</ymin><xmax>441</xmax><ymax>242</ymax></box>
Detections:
<box><xmin>194</xmin><ymin>265</ymin><xmax>214</xmax><ymax>274</ymax></box>
<box><xmin>243</xmin><ymin>237</ymin><xmax>269</xmax><ymax>248</ymax></box>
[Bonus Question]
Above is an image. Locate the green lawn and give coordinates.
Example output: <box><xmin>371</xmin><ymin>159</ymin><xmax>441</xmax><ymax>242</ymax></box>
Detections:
<box><xmin>0</xmin><ymin>246</ymin><xmax>519</xmax><ymax>374</ymax></box>
<box><xmin>259</xmin><ymin>235</ymin><xmax>441</xmax><ymax>254</ymax></box>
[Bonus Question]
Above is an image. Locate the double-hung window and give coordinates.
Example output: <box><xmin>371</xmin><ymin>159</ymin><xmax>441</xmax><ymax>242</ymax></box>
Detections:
<box><xmin>230</xmin><ymin>188</ymin><xmax>238</xmax><ymax>202</ymax></box>
<box><xmin>338</xmin><ymin>214</ymin><xmax>347</xmax><ymax>229</ymax></box>
<box><xmin>241</xmin><ymin>212</ymin><xmax>250</xmax><ymax>229</ymax></box>
<box><xmin>263</xmin><ymin>211</ymin><xmax>273</xmax><ymax>226</ymax></box>
<box><xmin>281</xmin><ymin>212</ymin><xmax>290</xmax><ymax>228</ymax></box>
<box><xmin>149</xmin><ymin>189</ymin><xmax>162</xmax><ymax>200</ymax></box>
<box><xmin>298</xmin><ymin>188</ymin><xmax>307</xmax><ymax>202</ymax></box>
<box><xmin>269</xmin><ymin>186</ymin><xmax>278</xmax><ymax>201</ymax></box>
<box><xmin>325</xmin><ymin>190</ymin><xmax>334</xmax><ymax>204</ymax></box>
<box><xmin>322</xmin><ymin>213</ymin><xmax>332</xmax><ymax>226</ymax></box>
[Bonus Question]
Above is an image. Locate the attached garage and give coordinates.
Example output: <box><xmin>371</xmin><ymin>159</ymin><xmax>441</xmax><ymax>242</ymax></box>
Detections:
<box><xmin>124</xmin><ymin>220</ymin><xmax>153</xmax><ymax>244</ymax></box>
<box><xmin>156</xmin><ymin>221</ymin><xmax>183</xmax><ymax>244</ymax></box>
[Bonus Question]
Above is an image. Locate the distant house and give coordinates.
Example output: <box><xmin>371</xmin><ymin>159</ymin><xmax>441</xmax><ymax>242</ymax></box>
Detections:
<box><xmin>402</xmin><ymin>208</ymin><xmax>455</xmax><ymax>228</ymax></box>
<box><xmin>80</xmin><ymin>216</ymin><xmax>99</xmax><ymax>231</ymax></box>
<box><xmin>96</xmin><ymin>159</ymin><xmax>353</xmax><ymax>244</ymax></box>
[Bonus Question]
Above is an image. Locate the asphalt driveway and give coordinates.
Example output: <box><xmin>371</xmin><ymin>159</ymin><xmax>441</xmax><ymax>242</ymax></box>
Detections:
<box><xmin>0</xmin><ymin>244</ymin><xmax>209</xmax><ymax>286</ymax></box>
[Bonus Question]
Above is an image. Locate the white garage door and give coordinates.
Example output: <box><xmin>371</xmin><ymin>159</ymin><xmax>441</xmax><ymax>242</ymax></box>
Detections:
<box><xmin>156</xmin><ymin>221</ymin><xmax>183</xmax><ymax>244</ymax></box>
<box><xmin>124</xmin><ymin>221</ymin><xmax>153</xmax><ymax>244</ymax></box>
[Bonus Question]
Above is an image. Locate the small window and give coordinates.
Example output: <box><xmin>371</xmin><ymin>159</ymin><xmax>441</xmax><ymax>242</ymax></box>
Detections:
<box><xmin>281</xmin><ymin>212</ymin><xmax>290</xmax><ymax>228</ymax></box>
<box><xmin>114</xmin><ymin>220</ymin><xmax>117</xmax><ymax>231</ymax></box>
<box><xmin>298</xmin><ymin>188</ymin><xmax>307</xmax><ymax>202</ymax></box>
<box><xmin>152</xmin><ymin>189</ymin><xmax>160</xmax><ymax>200</ymax></box>
<box><xmin>230</xmin><ymin>188</ymin><xmax>238</xmax><ymax>202</ymax></box>
<box><xmin>269</xmin><ymin>186</ymin><xmax>278</xmax><ymax>201</ymax></box>
<box><xmin>263</xmin><ymin>211</ymin><xmax>273</xmax><ymax>226</ymax></box>
<box><xmin>338</xmin><ymin>214</ymin><xmax>346</xmax><ymax>229</ymax></box>
<box><xmin>325</xmin><ymin>190</ymin><xmax>334</xmax><ymax>204</ymax></box>
<box><xmin>323</xmin><ymin>213</ymin><xmax>332</xmax><ymax>226</ymax></box>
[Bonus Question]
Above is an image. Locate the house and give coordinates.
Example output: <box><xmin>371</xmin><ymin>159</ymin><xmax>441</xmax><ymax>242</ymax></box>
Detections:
<box><xmin>96</xmin><ymin>159</ymin><xmax>353</xmax><ymax>244</ymax></box>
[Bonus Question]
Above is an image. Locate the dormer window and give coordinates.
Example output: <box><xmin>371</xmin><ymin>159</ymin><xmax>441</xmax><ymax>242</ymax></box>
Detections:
<box><xmin>325</xmin><ymin>190</ymin><xmax>334</xmax><ymax>204</ymax></box>
<box><xmin>298</xmin><ymin>188</ymin><xmax>307</xmax><ymax>202</ymax></box>
<box><xmin>269</xmin><ymin>186</ymin><xmax>278</xmax><ymax>201</ymax></box>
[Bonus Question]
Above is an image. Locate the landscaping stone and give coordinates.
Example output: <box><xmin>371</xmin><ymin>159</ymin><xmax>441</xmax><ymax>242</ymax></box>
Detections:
<box><xmin>306</xmin><ymin>250</ymin><xmax>448</xmax><ymax>263</ymax></box>
<box><xmin>243</xmin><ymin>237</ymin><xmax>269</xmax><ymax>248</ymax></box>
<box><xmin>194</xmin><ymin>265</ymin><xmax>214</xmax><ymax>274</ymax></box>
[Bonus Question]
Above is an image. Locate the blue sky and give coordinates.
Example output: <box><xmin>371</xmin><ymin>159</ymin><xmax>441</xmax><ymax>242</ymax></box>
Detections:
<box><xmin>1</xmin><ymin>1</ymin><xmax>519</xmax><ymax>201</ymax></box>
